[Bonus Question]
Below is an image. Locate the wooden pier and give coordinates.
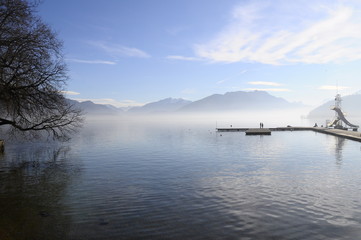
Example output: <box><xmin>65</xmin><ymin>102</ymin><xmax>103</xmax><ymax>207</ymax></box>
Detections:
<box><xmin>217</xmin><ymin>127</ymin><xmax>361</xmax><ymax>142</ymax></box>
<box><xmin>217</xmin><ymin>127</ymin><xmax>314</xmax><ymax>132</ymax></box>
<box><xmin>313</xmin><ymin>128</ymin><xmax>361</xmax><ymax>142</ymax></box>
<box><xmin>245</xmin><ymin>128</ymin><xmax>271</xmax><ymax>135</ymax></box>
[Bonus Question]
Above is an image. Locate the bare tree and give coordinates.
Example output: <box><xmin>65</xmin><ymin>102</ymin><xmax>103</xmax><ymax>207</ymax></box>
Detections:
<box><xmin>0</xmin><ymin>0</ymin><xmax>83</xmax><ymax>140</ymax></box>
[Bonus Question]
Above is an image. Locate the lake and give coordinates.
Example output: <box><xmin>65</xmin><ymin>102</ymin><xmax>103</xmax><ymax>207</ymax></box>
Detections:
<box><xmin>1</xmin><ymin>115</ymin><xmax>361</xmax><ymax>240</ymax></box>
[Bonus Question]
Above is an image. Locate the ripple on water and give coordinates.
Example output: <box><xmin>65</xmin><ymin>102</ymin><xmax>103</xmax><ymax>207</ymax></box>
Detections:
<box><xmin>1</xmin><ymin>124</ymin><xmax>361</xmax><ymax>239</ymax></box>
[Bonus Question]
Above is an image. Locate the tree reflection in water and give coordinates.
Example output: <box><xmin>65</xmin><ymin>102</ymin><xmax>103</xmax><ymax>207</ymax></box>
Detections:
<box><xmin>0</xmin><ymin>145</ymin><xmax>80</xmax><ymax>240</ymax></box>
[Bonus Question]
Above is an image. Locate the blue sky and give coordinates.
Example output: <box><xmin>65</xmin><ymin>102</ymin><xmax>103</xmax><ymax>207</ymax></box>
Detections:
<box><xmin>38</xmin><ymin>0</ymin><xmax>361</xmax><ymax>107</ymax></box>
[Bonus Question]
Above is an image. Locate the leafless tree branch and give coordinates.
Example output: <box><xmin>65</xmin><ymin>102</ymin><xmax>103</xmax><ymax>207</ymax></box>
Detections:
<box><xmin>0</xmin><ymin>0</ymin><xmax>83</xmax><ymax>141</ymax></box>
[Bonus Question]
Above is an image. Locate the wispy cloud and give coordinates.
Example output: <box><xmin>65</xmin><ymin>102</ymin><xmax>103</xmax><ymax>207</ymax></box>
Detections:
<box><xmin>166</xmin><ymin>55</ymin><xmax>202</xmax><ymax>61</ymax></box>
<box><xmin>166</xmin><ymin>26</ymin><xmax>189</xmax><ymax>36</ymax></box>
<box><xmin>181</xmin><ymin>88</ymin><xmax>196</xmax><ymax>94</ymax></box>
<box><xmin>319</xmin><ymin>85</ymin><xmax>349</xmax><ymax>90</ymax></box>
<box><xmin>89</xmin><ymin>41</ymin><xmax>150</xmax><ymax>58</ymax></box>
<box><xmin>217</xmin><ymin>70</ymin><xmax>248</xmax><ymax>84</ymax></box>
<box><xmin>248</xmin><ymin>81</ymin><xmax>282</xmax><ymax>86</ymax></box>
<box><xmin>195</xmin><ymin>1</ymin><xmax>361</xmax><ymax>65</ymax></box>
<box><xmin>61</xmin><ymin>90</ymin><xmax>81</xmax><ymax>95</ymax></box>
<box><xmin>73</xmin><ymin>98</ymin><xmax>145</xmax><ymax>108</ymax></box>
<box><xmin>243</xmin><ymin>88</ymin><xmax>290</xmax><ymax>92</ymax></box>
<box><xmin>66</xmin><ymin>58</ymin><xmax>116</xmax><ymax>65</ymax></box>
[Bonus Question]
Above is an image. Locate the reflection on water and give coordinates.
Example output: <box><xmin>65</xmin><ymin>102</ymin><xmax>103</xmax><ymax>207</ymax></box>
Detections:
<box><xmin>334</xmin><ymin>137</ymin><xmax>345</xmax><ymax>165</ymax></box>
<box><xmin>1</xmin><ymin>117</ymin><xmax>361</xmax><ymax>239</ymax></box>
<box><xmin>0</xmin><ymin>145</ymin><xmax>80</xmax><ymax>240</ymax></box>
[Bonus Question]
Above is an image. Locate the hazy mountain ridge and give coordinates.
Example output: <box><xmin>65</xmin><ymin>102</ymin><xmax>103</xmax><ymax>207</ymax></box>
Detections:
<box><xmin>308</xmin><ymin>93</ymin><xmax>361</xmax><ymax>118</ymax></box>
<box><xmin>67</xmin><ymin>99</ymin><xmax>122</xmax><ymax>115</ymax></box>
<box><xmin>179</xmin><ymin>91</ymin><xmax>304</xmax><ymax>112</ymax></box>
<box><xmin>129</xmin><ymin>98</ymin><xmax>192</xmax><ymax>114</ymax></box>
<box><xmin>69</xmin><ymin>91</ymin><xmax>308</xmax><ymax>115</ymax></box>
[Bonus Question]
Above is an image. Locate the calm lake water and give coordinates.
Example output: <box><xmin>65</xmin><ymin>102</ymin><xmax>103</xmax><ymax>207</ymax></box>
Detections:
<box><xmin>1</xmin><ymin>115</ymin><xmax>361</xmax><ymax>240</ymax></box>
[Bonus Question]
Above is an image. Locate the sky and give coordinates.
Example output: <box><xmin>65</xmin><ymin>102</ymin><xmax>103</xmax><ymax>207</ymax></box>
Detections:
<box><xmin>38</xmin><ymin>0</ymin><xmax>361</xmax><ymax>108</ymax></box>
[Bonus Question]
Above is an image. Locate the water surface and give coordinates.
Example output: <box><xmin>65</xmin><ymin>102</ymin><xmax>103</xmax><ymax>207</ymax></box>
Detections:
<box><xmin>1</xmin><ymin>117</ymin><xmax>361</xmax><ymax>239</ymax></box>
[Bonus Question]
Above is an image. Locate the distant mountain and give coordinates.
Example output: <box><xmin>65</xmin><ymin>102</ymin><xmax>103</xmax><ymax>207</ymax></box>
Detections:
<box><xmin>178</xmin><ymin>91</ymin><xmax>304</xmax><ymax>112</ymax></box>
<box><xmin>67</xmin><ymin>99</ymin><xmax>122</xmax><ymax>115</ymax></box>
<box><xmin>66</xmin><ymin>91</ymin><xmax>307</xmax><ymax>116</ymax></box>
<box><xmin>128</xmin><ymin>98</ymin><xmax>192</xmax><ymax>113</ymax></box>
<box><xmin>308</xmin><ymin>93</ymin><xmax>361</xmax><ymax>118</ymax></box>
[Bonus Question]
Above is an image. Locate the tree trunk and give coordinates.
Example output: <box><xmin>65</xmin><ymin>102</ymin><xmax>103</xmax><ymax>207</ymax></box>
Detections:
<box><xmin>0</xmin><ymin>140</ymin><xmax>4</xmax><ymax>153</ymax></box>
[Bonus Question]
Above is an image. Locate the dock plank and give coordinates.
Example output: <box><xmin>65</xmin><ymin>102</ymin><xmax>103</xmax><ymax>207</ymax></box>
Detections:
<box><xmin>245</xmin><ymin>128</ymin><xmax>271</xmax><ymax>135</ymax></box>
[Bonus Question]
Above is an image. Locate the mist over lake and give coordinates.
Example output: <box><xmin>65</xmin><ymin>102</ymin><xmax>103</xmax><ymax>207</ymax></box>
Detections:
<box><xmin>1</xmin><ymin>114</ymin><xmax>361</xmax><ymax>239</ymax></box>
<box><xmin>3</xmin><ymin>0</ymin><xmax>361</xmax><ymax>239</ymax></box>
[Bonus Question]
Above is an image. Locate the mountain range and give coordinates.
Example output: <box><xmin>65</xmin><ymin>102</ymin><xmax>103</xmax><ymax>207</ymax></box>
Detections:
<box><xmin>67</xmin><ymin>99</ymin><xmax>122</xmax><ymax>115</ymax></box>
<box><xmin>70</xmin><ymin>90</ymin><xmax>306</xmax><ymax>115</ymax></box>
<box><xmin>308</xmin><ymin>94</ymin><xmax>361</xmax><ymax>118</ymax></box>
<box><xmin>178</xmin><ymin>91</ymin><xmax>303</xmax><ymax>112</ymax></box>
<box><xmin>128</xmin><ymin>98</ymin><xmax>191</xmax><ymax>113</ymax></box>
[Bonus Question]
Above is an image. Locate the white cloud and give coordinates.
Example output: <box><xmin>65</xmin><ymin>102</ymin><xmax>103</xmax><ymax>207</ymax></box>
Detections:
<box><xmin>72</xmin><ymin>98</ymin><xmax>145</xmax><ymax>108</ymax></box>
<box><xmin>319</xmin><ymin>85</ymin><xmax>350</xmax><ymax>90</ymax></box>
<box><xmin>248</xmin><ymin>81</ymin><xmax>282</xmax><ymax>86</ymax></box>
<box><xmin>243</xmin><ymin>88</ymin><xmax>290</xmax><ymax>92</ymax></box>
<box><xmin>89</xmin><ymin>41</ymin><xmax>150</xmax><ymax>58</ymax></box>
<box><xmin>195</xmin><ymin>1</ymin><xmax>361</xmax><ymax>65</ymax></box>
<box><xmin>66</xmin><ymin>58</ymin><xmax>116</xmax><ymax>65</ymax></box>
<box><xmin>181</xmin><ymin>88</ymin><xmax>196</xmax><ymax>94</ymax></box>
<box><xmin>166</xmin><ymin>55</ymin><xmax>202</xmax><ymax>61</ymax></box>
<box><xmin>61</xmin><ymin>91</ymin><xmax>81</xmax><ymax>95</ymax></box>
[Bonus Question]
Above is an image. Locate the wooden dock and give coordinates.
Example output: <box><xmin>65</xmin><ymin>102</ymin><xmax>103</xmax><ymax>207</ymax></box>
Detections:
<box><xmin>217</xmin><ymin>127</ymin><xmax>314</xmax><ymax>132</ymax></box>
<box><xmin>313</xmin><ymin>128</ymin><xmax>361</xmax><ymax>142</ymax></box>
<box><xmin>217</xmin><ymin>127</ymin><xmax>361</xmax><ymax>142</ymax></box>
<box><xmin>245</xmin><ymin>128</ymin><xmax>271</xmax><ymax>135</ymax></box>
